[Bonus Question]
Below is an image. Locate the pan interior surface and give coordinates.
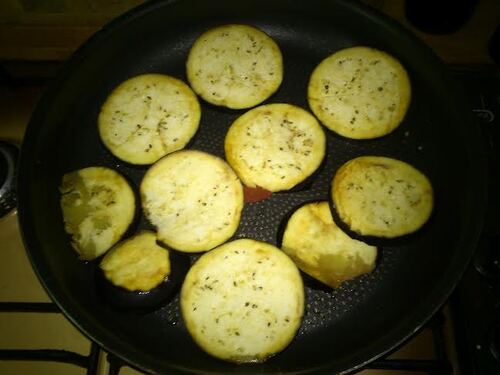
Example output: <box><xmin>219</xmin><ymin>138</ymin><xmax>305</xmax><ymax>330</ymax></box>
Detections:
<box><xmin>18</xmin><ymin>0</ymin><xmax>485</xmax><ymax>374</ymax></box>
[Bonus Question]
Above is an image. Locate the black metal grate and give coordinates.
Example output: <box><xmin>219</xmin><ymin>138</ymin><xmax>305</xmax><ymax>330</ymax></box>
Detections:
<box><xmin>0</xmin><ymin>301</ymin><xmax>452</xmax><ymax>375</ymax></box>
<box><xmin>0</xmin><ymin>302</ymin><xmax>100</xmax><ymax>374</ymax></box>
<box><xmin>366</xmin><ymin>312</ymin><xmax>452</xmax><ymax>375</ymax></box>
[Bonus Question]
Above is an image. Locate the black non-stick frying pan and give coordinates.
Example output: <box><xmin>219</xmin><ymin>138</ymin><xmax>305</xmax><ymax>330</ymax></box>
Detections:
<box><xmin>18</xmin><ymin>0</ymin><xmax>487</xmax><ymax>374</ymax></box>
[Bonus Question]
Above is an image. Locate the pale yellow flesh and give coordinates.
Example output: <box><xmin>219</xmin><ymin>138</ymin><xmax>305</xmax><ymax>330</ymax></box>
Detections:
<box><xmin>100</xmin><ymin>231</ymin><xmax>170</xmax><ymax>292</ymax></box>
<box><xmin>187</xmin><ymin>24</ymin><xmax>283</xmax><ymax>109</ymax></box>
<box><xmin>332</xmin><ymin>156</ymin><xmax>434</xmax><ymax>238</ymax></box>
<box><xmin>308</xmin><ymin>46</ymin><xmax>411</xmax><ymax>139</ymax></box>
<box><xmin>282</xmin><ymin>201</ymin><xmax>377</xmax><ymax>288</ymax></box>
<box><xmin>141</xmin><ymin>150</ymin><xmax>244</xmax><ymax>252</ymax></box>
<box><xmin>98</xmin><ymin>74</ymin><xmax>200</xmax><ymax>165</ymax></box>
<box><xmin>59</xmin><ymin>167</ymin><xmax>135</xmax><ymax>260</ymax></box>
<box><xmin>181</xmin><ymin>239</ymin><xmax>304</xmax><ymax>363</ymax></box>
<box><xmin>225</xmin><ymin>103</ymin><xmax>326</xmax><ymax>192</ymax></box>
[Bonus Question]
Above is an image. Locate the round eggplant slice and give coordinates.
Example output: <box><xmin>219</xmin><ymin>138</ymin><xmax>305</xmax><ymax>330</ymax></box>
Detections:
<box><xmin>331</xmin><ymin>156</ymin><xmax>433</xmax><ymax>238</ymax></box>
<box><xmin>97</xmin><ymin>236</ymin><xmax>191</xmax><ymax>311</ymax></box>
<box><xmin>100</xmin><ymin>231</ymin><xmax>170</xmax><ymax>292</ymax></box>
<box><xmin>181</xmin><ymin>238</ymin><xmax>304</xmax><ymax>363</ymax></box>
<box><xmin>186</xmin><ymin>24</ymin><xmax>283</xmax><ymax>109</ymax></box>
<box><xmin>98</xmin><ymin>74</ymin><xmax>201</xmax><ymax>165</ymax></box>
<box><xmin>141</xmin><ymin>150</ymin><xmax>244</xmax><ymax>252</ymax></box>
<box><xmin>308</xmin><ymin>46</ymin><xmax>411</xmax><ymax>139</ymax></box>
<box><xmin>225</xmin><ymin>103</ymin><xmax>326</xmax><ymax>192</ymax></box>
<box><xmin>59</xmin><ymin>166</ymin><xmax>135</xmax><ymax>260</ymax></box>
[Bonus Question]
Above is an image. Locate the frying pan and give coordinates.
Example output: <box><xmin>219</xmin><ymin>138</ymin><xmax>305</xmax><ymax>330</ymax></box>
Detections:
<box><xmin>18</xmin><ymin>0</ymin><xmax>487</xmax><ymax>374</ymax></box>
